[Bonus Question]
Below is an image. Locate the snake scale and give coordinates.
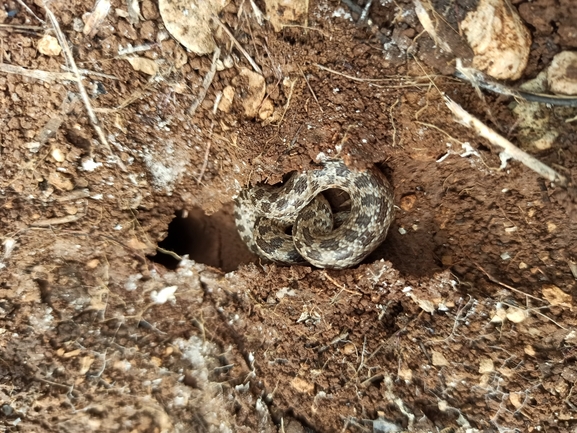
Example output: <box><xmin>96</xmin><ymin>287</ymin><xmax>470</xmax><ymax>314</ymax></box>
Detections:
<box><xmin>234</xmin><ymin>160</ymin><xmax>395</xmax><ymax>269</ymax></box>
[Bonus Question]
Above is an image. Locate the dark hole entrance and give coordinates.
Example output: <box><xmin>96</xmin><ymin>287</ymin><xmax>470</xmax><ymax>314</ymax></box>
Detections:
<box><xmin>149</xmin><ymin>205</ymin><xmax>256</xmax><ymax>272</ymax></box>
<box><xmin>323</xmin><ymin>188</ymin><xmax>351</xmax><ymax>228</ymax></box>
<box><xmin>323</xmin><ymin>188</ymin><xmax>351</xmax><ymax>210</ymax></box>
<box><xmin>149</xmin><ymin>190</ymin><xmax>359</xmax><ymax>272</ymax></box>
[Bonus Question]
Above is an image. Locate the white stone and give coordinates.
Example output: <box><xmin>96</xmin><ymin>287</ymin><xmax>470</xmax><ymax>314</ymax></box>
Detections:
<box><xmin>547</xmin><ymin>51</ymin><xmax>577</xmax><ymax>96</ymax></box>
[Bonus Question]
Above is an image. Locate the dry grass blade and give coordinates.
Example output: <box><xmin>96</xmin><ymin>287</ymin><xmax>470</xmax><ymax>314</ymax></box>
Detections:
<box><xmin>31</xmin><ymin>213</ymin><xmax>86</xmax><ymax>227</ymax></box>
<box><xmin>474</xmin><ymin>262</ymin><xmax>545</xmax><ymax>303</ymax></box>
<box><xmin>15</xmin><ymin>0</ymin><xmax>45</xmax><ymax>23</ymax></box>
<box><xmin>0</xmin><ymin>63</ymin><xmax>77</xmax><ymax>82</ymax></box>
<box><xmin>315</xmin><ymin>63</ymin><xmax>447</xmax><ymax>89</ymax></box>
<box><xmin>0</xmin><ymin>23</ymin><xmax>44</xmax><ymax>31</ymax></box>
<box><xmin>298</xmin><ymin>64</ymin><xmax>322</xmax><ymax>112</ymax></box>
<box><xmin>43</xmin><ymin>1</ymin><xmax>127</xmax><ymax>172</ymax></box>
<box><xmin>60</xmin><ymin>66</ymin><xmax>118</xmax><ymax>80</ymax></box>
<box><xmin>188</xmin><ymin>47</ymin><xmax>220</xmax><ymax>116</ymax></box>
<box><xmin>216</xmin><ymin>18</ymin><xmax>262</xmax><ymax>75</ymax></box>
<box><xmin>0</xmin><ymin>63</ymin><xmax>118</xmax><ymax>83</ymax></box>
<box><xmin>197</xmin><ymin>141</ymin><xmax>211</xmax><ymax>184</ymax></box>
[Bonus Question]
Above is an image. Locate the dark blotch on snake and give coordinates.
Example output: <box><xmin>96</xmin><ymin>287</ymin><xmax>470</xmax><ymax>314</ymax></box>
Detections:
<box><xmin>275</xmin><ymin>197</ymin><xmax>288</xmax><ymax>210</ymax></box>
<box><xmin>343</xmin><ymin>228</ymin><xmax>358</xmax><ymax>243</ymax></box>
<box><xmin>292</xmin><ymin>198</ymin><xmax>305</xmax><ymax>209</ymax></box>
<box><xmin>293</xmin><ymin>177</ymin><xmax>308</xmax><ymax>194</ymax></box>
<box><xmin>300</xmin><ymin>209</ymin><xmax>315</xmax><ymax>220</ymax></box>
<box><xmin>258</xmin><ymin>224</ymin><xmax>272</xmax><ymax>236</ymax></box>
<box><xmin>253</xmin><ymin>189</ymin><xmax>266</xmax><ymax>200</ymax></box>
<box><xmin>261</xmin><ymin>201</ymin><xmax>271</xmax><ymax>213</ymax></box>
<box><xmin>233</xmin><ymin>210</ymin><xmax>242</xmax><ymax>221</ymax></box>
<box><xmin>335</xmin><ymin>163</ymin><xmax>349</xmax><ymax>177</ymax></box>
<box><xmin>257</xmin><ymin>237</ymin><xmax>284</xmax><ymax>253</ymax></box>
<box><xmin>320</xmin><ymin>239</ymin><xmax>339</xmax><ymax>249</ymax></box>
<box><xmin>301</xmin><ymin>227</ymin><xmax>314</xmax><ymax>243</ymax></box>
<box><xmin>306</xmin><ymin>248</ymin><xmax>322</xmax><ymax>261</ymax></box>
<box><xmin>355</xmin><ymin>213</ymin><xmax>371</xmax><ymax>227</ymax></box>
<box><xmin>267</xmin><ymin>237</ymin><xmax>285</xmax><ymax>249</ymax></box>
<box><xmin>361</xmin><ymin>194</ymin><xmax>379</xmax><ymax>208</ymax></box>
<box><xmin>353</xmin><ymin>176</ymin><xmax>369</xmax><ymax>189</ymax></box>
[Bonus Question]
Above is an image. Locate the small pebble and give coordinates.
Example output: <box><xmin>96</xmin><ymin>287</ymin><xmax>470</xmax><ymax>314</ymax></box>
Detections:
<box><xmin>1</xmin><ymin>404</ymin><xmax>13</xmax><ymax>416</ymax></box>
<box><xmin>51</xmin><ymin>147</ymin><xmax>65</xmax><ymax>162</ymax></box>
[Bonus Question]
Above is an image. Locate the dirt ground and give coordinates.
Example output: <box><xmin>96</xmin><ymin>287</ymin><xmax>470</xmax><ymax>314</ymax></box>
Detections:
<box><xmin>1</xmin><ymin>0</ymin><xmax>577</xmax><ymax>432</ymax></box>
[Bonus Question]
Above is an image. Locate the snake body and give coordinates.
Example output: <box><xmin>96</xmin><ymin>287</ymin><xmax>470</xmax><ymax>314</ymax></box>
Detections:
<box><xmin>234</xmin><ymin>160</ymin><xmax>394</xmax><ymax>269</ymax></box>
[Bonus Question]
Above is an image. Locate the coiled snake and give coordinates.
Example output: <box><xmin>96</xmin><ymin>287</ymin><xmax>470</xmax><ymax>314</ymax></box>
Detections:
<box><xmin>234</xmin><ymin>160</ymin><xmax>394</xmax><ymax>269</ymax></box>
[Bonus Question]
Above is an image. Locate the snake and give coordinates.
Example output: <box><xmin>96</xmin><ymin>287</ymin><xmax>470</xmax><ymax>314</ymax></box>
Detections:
<box><xmin>234</xmin><ymin>159</ymin><xmax>395</xmax><ymax>269</ymax></box>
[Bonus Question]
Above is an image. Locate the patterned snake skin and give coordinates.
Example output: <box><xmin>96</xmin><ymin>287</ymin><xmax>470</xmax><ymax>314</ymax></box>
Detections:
<box><xmin>234</xmin><ymin>160</ymin><xmax>395</xmax><ymax>269</ymax></box>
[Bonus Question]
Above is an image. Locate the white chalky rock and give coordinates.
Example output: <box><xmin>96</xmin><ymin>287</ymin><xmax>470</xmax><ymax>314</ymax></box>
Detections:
<box><xmin>460</xmin><ymin>0</ymin><xmax>531</xmax><ymax>80</ymax></box>
<box><xmin>547</xmin><ymin>51</ymin><xmax>577</xmax><ymax>95</ymax></box>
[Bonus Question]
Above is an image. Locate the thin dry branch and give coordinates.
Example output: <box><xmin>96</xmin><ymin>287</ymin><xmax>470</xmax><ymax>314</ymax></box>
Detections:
<box><xmin>0</xmin><ymin>63</ymin><xmax>77</xmax><ymax>82</ymax></box>
<box><xmin>298</xmin><ymin>64</ymin><xmax>322</xmax><ymax>112</ymax></box>
<box><xmin>0</xmin><ymin>63</ymin><xmax>118</xmax><ymax>83</ymax></box>
<box><xmin>188</xmin><ymin>47</ymin><xmax>220</xmax><ymax>116</ymax></box>
<box><xmin>197</xmin><ymin>141</ymin><xmax>211</xmax><ymax>184</ymax></box>
<box><xmin>455</xmin><ymin>62</ymin><xmax>577</xmax><ymax>108</ymax></box>
<box><xmin>43</xmin><ymin>2</ymin><xmax>126</xmax><ymax>171</ymax></box>
<box><xmin>276</xmin><ymin>77</ymin><xmax>297</xmax><ymax>129</ymax></box>
<box><xmin>315</xmin><ymin>63</ymin><xmax>449</xmax><ymax>89</ymax></box>
<box><xmin>216</xmin><ymin>18</ymin><xmax>262</xmax><ymax>75</ymax></box>
<box><xmin>389</xmin><ymin>98</ymin><xmax>399</xmax><ymax>146</ymax></box>
<box><xmin>94</xmin><ymin>75</ymin><xmax>156</xmax><ymax>113</ymax></box>
<box><xmin>60</xmin><ymin>65</ymin><xmax>118</xmax><ymax>80</ymax></box>
<box><xmin>15</xmin><ymin>0</ymin><xmax>45</xmax><ymax>23</ymax></box>
<box><xmin>359</xmin><ymin>0</ymin><xmax>373</xmax><ymax>23</ymax></box>
<box><xmin>31</xmin><ymin>213</ymin><xmax>86</xmax><ymax>227</ymax></box>
<box><xmin>474</xmin><ymin>262</ymin><xmax>545</xmax><ymax>303</ymax></box>
<box><xmin>445</xmin><ymin>96</ymin><xmax>568</xmax><ymax>187</ymax></box>
<box><xmin>0</xmin><ymin>23</ymin><xmax>44</xmax><ymax>30</ymax></box>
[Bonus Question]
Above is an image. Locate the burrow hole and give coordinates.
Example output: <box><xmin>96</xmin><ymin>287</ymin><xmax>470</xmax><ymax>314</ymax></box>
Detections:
<box><xmin>150</xmin><ymin>189</ymin><xmax>367</xmax><ymax>272</ymax></box>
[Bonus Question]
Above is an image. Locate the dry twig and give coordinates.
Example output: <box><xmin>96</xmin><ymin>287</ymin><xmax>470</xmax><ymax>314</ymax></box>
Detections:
<box><xmin>197</xmin><ymin>141</ymin><xmax>212</xmax><ymax>184</ymax></box>
<box><xmin>445</xmin><ymin>96</ymin><xmax>567</xmax><ymax>187</ymax></box>
<box><xmin>0</xmin><ymin>63</ymin><xmax>118</xmax><ymax>83</ymax></box>
<box><xmin>276</xmin><ymin>77</ymin><xmax>297</xmax><ymax>128</ymax></box>
<box><xmin>359</xmin><ymin>0</ymin><xmax>373</xmax><ymax>23</ymax></box>
<box><xmin>43</xmin><ymin>1</ymin><xmax>126</xmax><ymax>171</ymax></box>
<box><xmin>188</xmin><ymin>47</ymin><xmax>220</xmax><ymax>116</ymax></box>
<box><xmin>31</xmin><ymin>213</ymin><xmax>86</xmax><ymax>227</ymax></box>
<box><xmin>60</xmin><ymin>65</ymin><xmax>118</xmax><ymax>80</ymax></box>
<box><xmin>315</xmin><ymin>63</ymin><xmax>448</xmax><ymax>89</ymax></box>
<box><xmin>389</xmin><ymin>98</ymin><xmax>399</xmax><ymax>146</ymax></box>
<box><xmin>298</xmin><ymin>64</ymin><xmax>322</xmax><ymax>112</ymax></box>
<box><xmin>15</xmin><ymin>0</ymin><xmax>45</xmax><ymax>23</ymax></box>
<box><xmin>0</xmin><ymin>63</ymin><xmax>77</xmax><ymax>82</ymax></box>
<box><xmin>474</xmin><ymin>262</ymin><xmax>545</xmax><ymax>303</ymax></box>
<box><xmin>0</xmin><ymin>23</ymin><xmax>44</xmax><ymax>31</ymax></box>
<box><xmin>215</xmin><ymin>18</ymin><xmax>262</xmax><ymax>75</ymax></box>
<box><xmin>94</xmin><ymin>75</ymin><xmax>156</xmax><ymax>113</ymax></box>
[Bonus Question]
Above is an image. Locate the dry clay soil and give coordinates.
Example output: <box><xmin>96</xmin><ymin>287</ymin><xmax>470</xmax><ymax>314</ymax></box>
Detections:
<box><xmin>1</xmin><ymin>0</ymin><xmax>577</xmax><ymax>432</ymax></box>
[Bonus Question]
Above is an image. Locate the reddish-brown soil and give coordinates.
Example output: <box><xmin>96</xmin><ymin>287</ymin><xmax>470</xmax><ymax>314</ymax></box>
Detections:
<box><xmin>1</xmin><ymin>0</ymin><xmax>577</xmax><ymax>432</ymax></box>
